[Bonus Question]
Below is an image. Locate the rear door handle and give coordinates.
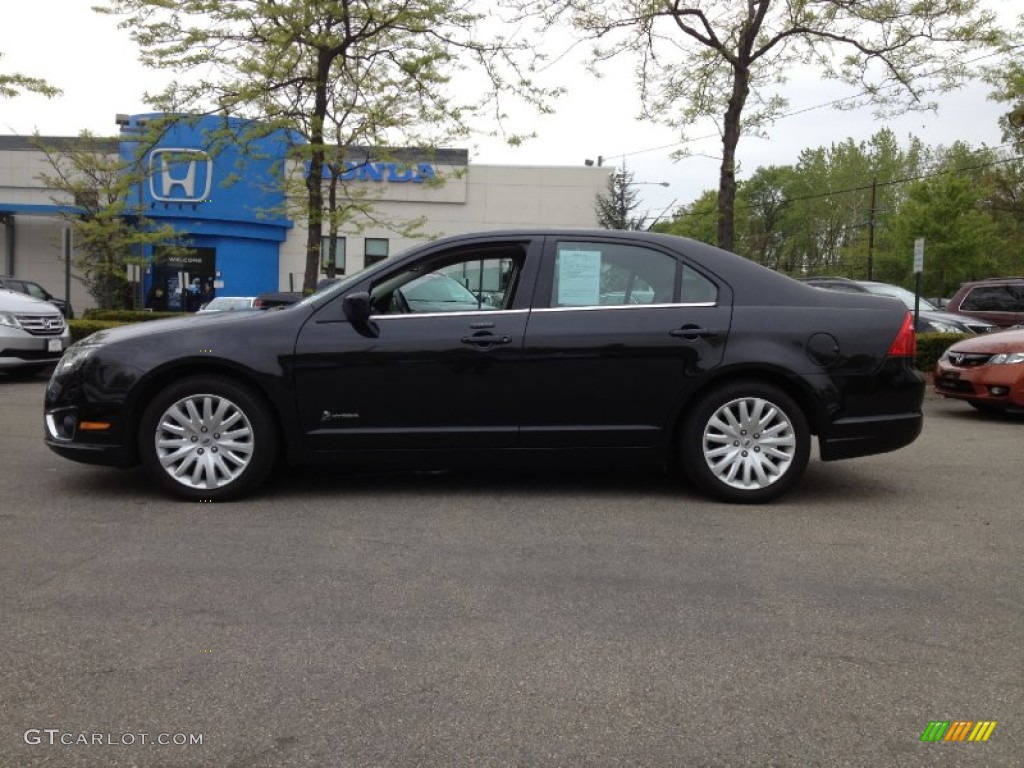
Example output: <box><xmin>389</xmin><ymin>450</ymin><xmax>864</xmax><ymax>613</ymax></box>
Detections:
<box><xmin>669</xmin><ymin>325</ymin><xmax>717</xmax><ymax>340</ymax></box>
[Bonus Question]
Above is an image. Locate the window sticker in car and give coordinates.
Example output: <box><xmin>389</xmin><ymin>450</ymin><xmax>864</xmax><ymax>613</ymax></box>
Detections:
<box><xmin>556</xmin><ymin>248</ymin><xmax>602</xmax><ymax>306</ymax></box>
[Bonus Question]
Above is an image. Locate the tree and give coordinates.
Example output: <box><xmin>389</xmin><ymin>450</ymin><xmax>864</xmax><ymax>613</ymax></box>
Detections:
<box><xmin>0</xmin><ymin>52</ymin><xmax>60</xmax><ymax>99</ymax></box>
<box><xmin>886</xmin><ymin>167</ymin><xmax>999</xmax><ymax>297</ymax></box>
<box><xmin>97</xmin><ymin>0</ymin><xmax>557</xmax><ymax>292</ymax></box>
<box><xmin>34</xmin><ymin>132</ymin><xmax>193</xmax><ymax>309</ymax></box>
<box><xmin>651</xmin><ymin>189</ymin><xmax>718</xmax><ymax>245</ymax></box>
<box><xmin>509</xmin><ymin>0</ymin><xmax>1007</xmax><ymax>251</ymax></box>
<box><xmin>595</xmin><ymin>168</ymin><xmax>649</xmax><ymax>230</ymax></box>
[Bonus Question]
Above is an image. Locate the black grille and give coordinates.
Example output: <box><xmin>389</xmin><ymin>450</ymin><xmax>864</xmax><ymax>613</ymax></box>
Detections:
<box><xmin>15</xmin><ymin>313</ymin><xmax>65</xmax><ymax>336</ymax></box>
<box><xmin>946</xmin><ymin>352</ymin><xmax>990</xmax><ymax>368</ymax></box>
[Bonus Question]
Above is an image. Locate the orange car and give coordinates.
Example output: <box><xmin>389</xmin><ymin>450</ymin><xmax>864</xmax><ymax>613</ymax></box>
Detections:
<box><xmin>934</xmin><ymin>329</ymin><xmax>1024</xmax><ymax>412</ymax></box>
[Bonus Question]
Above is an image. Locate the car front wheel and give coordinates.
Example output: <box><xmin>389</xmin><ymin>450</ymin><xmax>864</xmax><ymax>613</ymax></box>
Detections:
<box><xmin>139</xmin><ymin>376</ymin><xmax>277</xmax><ymax>501</ymax></box>
<box><xmin>681</xmin><ymin>381</ymin><xmax>810</xmax><ymax>504</ymax></box>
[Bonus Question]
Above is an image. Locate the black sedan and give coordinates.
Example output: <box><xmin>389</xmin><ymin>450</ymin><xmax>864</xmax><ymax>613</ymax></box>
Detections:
<box><xmin>44</xmin><ymin>230</ymin><xmax>924</xmax><ymax>503</ymax></box>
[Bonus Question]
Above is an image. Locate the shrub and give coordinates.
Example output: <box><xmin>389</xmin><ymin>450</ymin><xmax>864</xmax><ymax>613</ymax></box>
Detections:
<box><xmin>916</xmin><ymin>332</ymin><xmax>971</xmax><ymax>371</ymax></box>
<box><xmin>82</xmin><ymin>309</ymin><xmax>182</xmax><ymax>322</ymax></box>
<box><xmin>68</xmin><ymin>320</ymin><xmax>131</xmax><ymax>343</ymax></box>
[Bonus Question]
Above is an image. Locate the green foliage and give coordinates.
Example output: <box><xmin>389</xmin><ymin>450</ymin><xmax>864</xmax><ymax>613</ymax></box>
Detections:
<box><xmin>68</xmin><ymin>320</ymin><xmax>131</xmax><ymax>343</ymax></box>
<box><xmin>595</xmin><ymin>168</ymin><xmax>649</xmax><ymax>230</ymax></box>
<box><xmin>0</xmin><ymin>52</ymin><xmax>60</xmax><ymax>99</ymax></box>
<box><xmin>887</xmin><ymin>168</ymin><xmax>1000</xmax><ymax>297</ymax></box>
<box><xmin>916</xmin><ymin>333</ymin><xmax>972</xmax><ymax>372</ymax></box>
<box><xmin>658</xmin><ymin>127</ymin><xmax>1024</xmax><ymax>296</ymax></box>
<box><xmin>82</xmin><ymin>309</ymin><xmax>181</xmax><ymax>322</ymax></box>
<box><xmin>653</xmin><ymin>189</ymin><xmax>718</xmax><ymax>244</ymax></box>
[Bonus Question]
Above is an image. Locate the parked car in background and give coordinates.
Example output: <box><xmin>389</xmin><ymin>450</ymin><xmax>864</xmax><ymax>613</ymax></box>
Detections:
<box><xmin>0</xmin><ymin>275</ymin><xmax>73</xmax><ymax>318</ymax></box>
<box><xmin>946</xmin><ymin>277</ymin><xmax>1024</xmax><ymax>328</ymax></box>
<box><xmin>44</xmin><ymin>229</ymin><xmax>925</xmax><ymax>504</ymax></box>
<box><xmin>0</xmin><ymin>288</ymin><xmax>72</xmax><ymax>377</ymax></box>
<box><xmin>801</xmin><ymin>277</ymin><xmax>995</xmax><ymax>334</ymax></box>
<box><xmin>934</xmin><ymin>329</ymin><xmax>1024</xmax><ymax>412</ymax></box>
<box><xmin>253</xmin><ymin>291</ymin><xmax>302</xmax><ymax>309</ymax></box>
<box><xmin>197</xmin><ymin>296</ymin><xmax>258</xmax><ymax>313</ymax></box>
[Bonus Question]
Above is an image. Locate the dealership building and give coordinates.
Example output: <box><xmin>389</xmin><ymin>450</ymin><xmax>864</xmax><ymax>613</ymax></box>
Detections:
<box><xmin>0</xmin><ymin>114</ymin><xmax>610</xmax><ymax>312</ymax></box>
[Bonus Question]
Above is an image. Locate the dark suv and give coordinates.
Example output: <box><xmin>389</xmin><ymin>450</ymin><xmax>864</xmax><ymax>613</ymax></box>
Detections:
<box><xmin>946</xmin><ymin>278</ymin><xmax>1024</xmax><ymax>328</ymax></box>
<box><xmin>0</xmin><ymin>276</ymin><xmax>74</xmax><ymax>319</ymax></box>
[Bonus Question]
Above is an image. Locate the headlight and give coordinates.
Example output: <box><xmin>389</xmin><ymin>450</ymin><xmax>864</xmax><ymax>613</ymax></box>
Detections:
<box><xmin>55</xmin><ymin>343</ymin><xmax>100</xmax><ymax>376</ymax></box>
<box><xmin>938</xmin><ymin>349</ymin><xmax>951</xmax><ymax>363</ymax></box>
<box><xmin>927</xmin><ymin>321</ymin><xmax>962</xmax><ymax>334</ymax></box>
<box><xmin>0</xmin><ymin>311</ymin><xmax>23</xmax><ymax>329</ymax></box>
<box><xmin>989</xmin><ymin>352</ymin><xmax>1024</xmax><ymax>365</ymax></box>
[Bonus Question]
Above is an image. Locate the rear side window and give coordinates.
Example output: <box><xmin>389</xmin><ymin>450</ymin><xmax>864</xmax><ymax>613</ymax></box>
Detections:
<box><xmin>549</xmin><ymin>241</ymin><xmax>719</xmax><ymax>309</ymax></box>
<box><xmin>961</xmin><ymin>284</ymin><xmax>1024</xmax><ymax>312</ymax></box>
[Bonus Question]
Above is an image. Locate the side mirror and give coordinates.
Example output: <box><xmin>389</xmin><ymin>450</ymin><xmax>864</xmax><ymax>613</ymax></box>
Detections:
<box><xmin>342</xmin><ymin>292</ymin><xmax>378</xmax><ymax>337</ymax></box>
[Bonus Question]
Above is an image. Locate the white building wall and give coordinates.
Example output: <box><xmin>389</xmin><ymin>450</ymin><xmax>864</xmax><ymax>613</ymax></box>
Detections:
<box><xmin>0</xmin><ymin>144</ymin><xmax>91</xmax><ymax>313</ymax></box>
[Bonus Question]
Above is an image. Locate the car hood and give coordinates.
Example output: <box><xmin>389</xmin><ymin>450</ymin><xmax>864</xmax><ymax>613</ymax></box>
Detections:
<box><xmin>0</xmin><ymin>288</ymin><xmax>63</xmax><ymax>315</ymax></box>
<box><xmin>923</xmin><ymin>309</ymin><xmax>993</xmax><ymax>328</ymax></box>
<box><xmin>76</xmin><ymin>307</ymin><xmax>305</xmax><ymax>346</ymax></box>
<box><xmin>948</xmin><ymin>328</ymin><xmax>1024</xmax><ymax>353</ymax></box>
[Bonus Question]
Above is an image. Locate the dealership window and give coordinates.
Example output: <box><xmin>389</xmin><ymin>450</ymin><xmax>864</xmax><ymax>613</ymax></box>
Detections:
<box><xmin>364</xmin><ymin>238</ymin><xmax>390</xmax><ymax>267</ymax></box>
<box><xmin>321</xmin><ymin>236</ymin><xmax>346</xmax><ymax>274</ymax></box>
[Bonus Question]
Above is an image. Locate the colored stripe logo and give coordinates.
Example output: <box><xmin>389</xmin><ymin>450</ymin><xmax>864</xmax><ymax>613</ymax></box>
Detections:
<box><xmin>920</xmin><ymin>721</ymin><xmax>997</xmax><ymax>742</ymax></box>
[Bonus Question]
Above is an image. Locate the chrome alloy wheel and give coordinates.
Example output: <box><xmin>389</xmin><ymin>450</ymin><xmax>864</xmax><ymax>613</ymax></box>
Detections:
<box><xmin>153</xmin><ymin>393</ymin><xmax>255</xmax><ymax>490</ymax></box>
<box><xmin>701</xmin><ymin>396</ymin><xmax>797</xmax><ymax>490</ymax></box>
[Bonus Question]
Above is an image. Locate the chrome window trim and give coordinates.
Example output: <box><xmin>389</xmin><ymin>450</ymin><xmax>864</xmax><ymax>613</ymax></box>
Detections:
<box><xmin>371</xmin><ymin>308</ymin><xmax>530</xmax><ymax>320</ymax></box>
<box><xmin>533</xmin><ymin>302</ymin><xmax>717</xmax><ymax>313</ymax></box>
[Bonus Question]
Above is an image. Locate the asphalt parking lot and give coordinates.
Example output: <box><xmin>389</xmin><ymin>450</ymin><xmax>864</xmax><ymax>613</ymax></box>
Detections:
<box><xmin>1</xmin><ymin>374</ymin><xmax>1022</xmax><ymax>767</ymax></box>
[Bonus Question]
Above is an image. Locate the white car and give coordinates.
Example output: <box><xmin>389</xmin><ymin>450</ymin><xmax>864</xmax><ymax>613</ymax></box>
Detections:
<box><xmin>0</xmin><ymin>288</ymin><xmax>72</xmax><ymax>377</ymax></box>
<box><xmin>197</xmin><ymin>296</ymin><xmax>258</xmax><ymax>313</ymax></box>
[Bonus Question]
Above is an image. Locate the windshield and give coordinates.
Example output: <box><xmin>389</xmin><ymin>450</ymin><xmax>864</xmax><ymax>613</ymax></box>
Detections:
<box><xmin>863</xmin><ymin>283</ymin><xmax>937</xmax><ymax>311</ymax></box>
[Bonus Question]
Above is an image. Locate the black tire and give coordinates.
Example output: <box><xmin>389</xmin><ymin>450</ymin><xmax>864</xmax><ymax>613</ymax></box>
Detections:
<box><xmin>968</xmin><ymin>401</ymin><xmax>1005</xmax><ymax>414</ymax></box>
<box><xmin>139</xmin><ymin>375</ymin><xmax>278</xmax><ymax>501</ymax></box>
<box><xmin>680</xmin><ymin>380</ymin><xmax>810</xmax><ymax>504</ymax></box>
<box><xmin>3</xmin><ymin>364</ymin><xmax>50</xmax><ymax>379</ymax></box>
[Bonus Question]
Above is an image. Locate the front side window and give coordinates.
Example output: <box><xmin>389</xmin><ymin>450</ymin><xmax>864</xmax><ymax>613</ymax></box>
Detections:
<box><xmin>369</xmin><ymin>247</ymin><xmax>523</xmax><ymax>315</ymax></box>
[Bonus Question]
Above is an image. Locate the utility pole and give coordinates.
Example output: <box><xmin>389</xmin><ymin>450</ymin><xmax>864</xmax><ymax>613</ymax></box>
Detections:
<box><xmin>866</xmin><ymin>176</ymin><xmax>877</xmax><ymax>281</ymax></box>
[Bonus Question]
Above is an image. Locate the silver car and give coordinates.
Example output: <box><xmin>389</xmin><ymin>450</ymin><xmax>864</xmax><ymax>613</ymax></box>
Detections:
<box><xmin>0</xmin><ymin>289</ymin><xmax>72</xmax><ymax>377</ymax></box>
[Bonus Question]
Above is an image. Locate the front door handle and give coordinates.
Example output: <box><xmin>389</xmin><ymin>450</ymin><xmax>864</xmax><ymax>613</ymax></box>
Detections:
<box><xmin>669</xmin><ymin>325</ymin><xmax>717</xmax><ymax>340</ymax></box>
<box><xmin>461</xmin><ymin>334</ymin><xmax>512</xmax><ymax>346</ymax></box>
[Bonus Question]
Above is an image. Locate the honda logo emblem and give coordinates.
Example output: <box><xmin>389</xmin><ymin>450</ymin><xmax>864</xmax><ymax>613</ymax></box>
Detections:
<box><xmin>149</xmin><ymin>148</ymin><xmax>213</xmax><ymax>203</ymax></box>
<box><xmin>950</xmin><ymin>353</ymin><xmax>964</xmax><ymax>365</ymax></box>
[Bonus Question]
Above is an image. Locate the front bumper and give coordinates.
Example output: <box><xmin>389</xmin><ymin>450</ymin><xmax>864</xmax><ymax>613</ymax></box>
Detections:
<box><xmin>934</xmin><ymin>361</ymin><xmax>1024</xmax><ymax>407</ymax></box>
<box><xmin>0</xmin><ymin>328</ymin><xmax>70</xmax><ymax>369</ymax></box>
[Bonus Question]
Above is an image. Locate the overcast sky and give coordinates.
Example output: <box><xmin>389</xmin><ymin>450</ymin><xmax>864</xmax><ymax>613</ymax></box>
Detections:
<box><xmin>1</xmin><ymin>1</ymin><xmax>1017</xmax><ymax>221</ymax></box>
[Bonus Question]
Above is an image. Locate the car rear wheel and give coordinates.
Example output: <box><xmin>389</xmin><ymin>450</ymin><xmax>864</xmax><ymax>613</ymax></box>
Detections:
<box><xmin>681</xmin><ymin>381</ymin><xmax>810</xmax><ymax>504</ymax></box>
<box><xmin>139</xmin><ymin>376</ymin><xmax>277</xmax><ymax>501</ymax></box>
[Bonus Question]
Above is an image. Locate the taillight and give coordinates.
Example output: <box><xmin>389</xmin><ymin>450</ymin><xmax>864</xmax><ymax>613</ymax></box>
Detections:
<box><xmin>887</xmin><ymin>312</ymin><xmax>916</xmax><ymax>358</ymax></box>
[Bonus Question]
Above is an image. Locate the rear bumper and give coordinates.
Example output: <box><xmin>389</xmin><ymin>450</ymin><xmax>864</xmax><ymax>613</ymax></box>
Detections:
<box><xmin>818</xmin><ymin>411</ymin><xmax>923</xmax><ymax>461</ymax></box>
